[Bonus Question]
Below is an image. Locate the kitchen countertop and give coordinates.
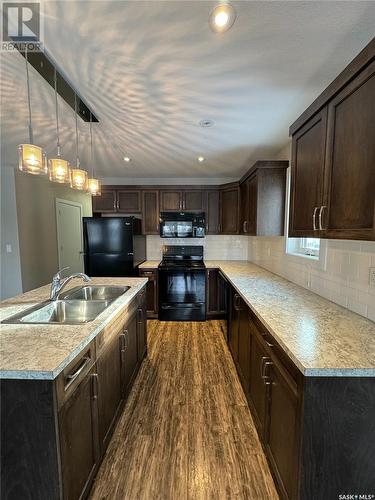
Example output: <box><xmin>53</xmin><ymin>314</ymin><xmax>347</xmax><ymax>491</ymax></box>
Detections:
<box><xmin>139</xmin><ymin>261</ymin><xmax>160</xmax><ymax>269</ymax></box>
<box><xmin>205</xmin><ymin>261</ymin><xmax>375</xmax><ymax>377</ymax></box>
<box><xmin>0</xmin><ymin>277</ymin><xmax>147</xmax><ymax>380</ymax></box>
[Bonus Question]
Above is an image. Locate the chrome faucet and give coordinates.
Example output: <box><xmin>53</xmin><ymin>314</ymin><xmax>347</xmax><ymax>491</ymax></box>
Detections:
<box><xmin>50</xmin><ymin>267</ymin><xmax>91</xmax><ymax>301</ymax></box>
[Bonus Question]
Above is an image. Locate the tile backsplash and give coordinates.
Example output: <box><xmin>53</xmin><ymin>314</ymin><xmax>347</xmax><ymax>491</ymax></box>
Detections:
<box><xmin>146</xmin><ymin>235</ymin><xmax>249</xmax><ymax>261</ymax></box>
<box><xmin>248</xmin><ymin>236</ymin><xmax>375</xmax><ymax>321</ymax></box>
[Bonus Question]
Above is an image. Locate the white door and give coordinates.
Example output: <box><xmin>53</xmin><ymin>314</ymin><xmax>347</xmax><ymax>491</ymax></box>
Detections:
<box><xmin>56</xmin><ymin>199</ymin><xmax>84</xmax><ymax>273</ymax></box>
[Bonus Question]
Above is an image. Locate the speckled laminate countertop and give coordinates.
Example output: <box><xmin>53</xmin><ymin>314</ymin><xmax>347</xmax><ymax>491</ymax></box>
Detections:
<box><xmin>205</xmin><ymin>261</ymin><xmax>375</xmax><ymax>377</ymax></box>
<box><xmin>139</xmin><ymin>261</ymin><xmax>160</xmax><ymax>269</ymax></box>
<box><xmin>0</xmin><ymin>277</ymin><xmax>147</xmax><ymax>380</ymax></box>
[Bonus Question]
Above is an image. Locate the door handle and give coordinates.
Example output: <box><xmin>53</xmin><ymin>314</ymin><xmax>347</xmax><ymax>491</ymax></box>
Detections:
<box><xmin>319</xmin><ymin>205</ymin><xmax>327</xmax><ymax>231</ymax></box>
<box><xmin>313</xmin><ymin>207</ymin><xmax>319</xmax><ymax>231</ymax></box>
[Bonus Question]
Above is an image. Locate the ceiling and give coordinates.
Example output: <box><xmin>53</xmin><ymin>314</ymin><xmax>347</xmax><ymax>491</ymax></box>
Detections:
<box><xmin>1</xmin><ymin>1</ymin><xmax>374</xmax><ymax>181</ymax></box>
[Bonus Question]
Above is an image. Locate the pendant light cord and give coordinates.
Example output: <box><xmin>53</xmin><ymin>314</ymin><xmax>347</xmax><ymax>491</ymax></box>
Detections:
<box><xmin>54</xmin><ymin>68</ymin><xmax>61</xmax><ymax>155</ymax></box>
<box><xmin>74</xmin><ymin>94</ymin><xmax>80</xmax><ymax>167</ymax></box>
<box><xmin>25</xmin><ymin>48</ymin><xmax>33</xmax><ymax>143</ymax></box>
<box><xmin>89</xmin><ymin>113</ymin><xmax>94</xmax><ymax>177</ymax></box>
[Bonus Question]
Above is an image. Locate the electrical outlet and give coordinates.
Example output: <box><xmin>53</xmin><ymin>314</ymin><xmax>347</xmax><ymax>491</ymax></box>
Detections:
<box><xmin>369</xmin><ymin>267</ymin><xmax>375</xmax><ymax>288</ymax></box>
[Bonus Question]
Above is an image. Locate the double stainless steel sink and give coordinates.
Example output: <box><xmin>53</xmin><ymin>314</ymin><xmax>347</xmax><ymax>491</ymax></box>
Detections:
<box><xmin>2</xmin><ymin>285</ymin><xmax>130</xmax><ymax>325</ymax></box>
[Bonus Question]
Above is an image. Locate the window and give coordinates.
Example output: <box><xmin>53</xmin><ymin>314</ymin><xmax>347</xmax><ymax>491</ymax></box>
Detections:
<box><xmin>286</xmin><ymin>237</ymin><xmax>320</xmax><ymax>259</ymax></box>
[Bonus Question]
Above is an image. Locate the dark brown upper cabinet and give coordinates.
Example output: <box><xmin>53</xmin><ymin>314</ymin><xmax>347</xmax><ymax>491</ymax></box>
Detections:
<box><xmin>142</xmin><ymin>190</ymin><xmax>159</xmax><ymax>235</ymax></box>
<box><xmin>289</xmin><ymin>110</ymin><xmax>327</xmax><ymax>238</ymax></box>
<box><xmin>160</xmin><ymin>190</ymin><xmax>182</xmax><ymax>211</ymax></box>
<box><xmin>241</xmin><ymin>161</ymin><xmax>288</xmax><ymax>236</ymax></box>
<box><xmin>220</xmin><ymin>185</ymin><xmax>240</xmax><ymax>234</ymax></box>
<box><xmin>289</xmin><ymin>38</ymin><xmax>375</xmax><ymax>241</ymax></box>
<box><xmin>183</xmin><ymin>190</ymin><xmax>205</xmax><ymax>211</ymax></box>
<box><xmin>117</xmin><ymin>190</ymin><xmax>141</xmax><ymax>212</ymax></box>
<box><xmin>322</xmin><ymin>61</ymin><xmax>375</xmax><ymax>240</ymax></box>
<box><xmin>93</xmin><ymin>188</ymin><xmax>141</xmax><ymax>214</ymax></box>
<box><xmin>92</xmin><ymin>189</ymin><xmax>117</xmax><ymax>213</ymax></box>
<box><xmin>205</xmin><ymin>190</ymin><xmax>220</xmax><ymax>234</ymax></box>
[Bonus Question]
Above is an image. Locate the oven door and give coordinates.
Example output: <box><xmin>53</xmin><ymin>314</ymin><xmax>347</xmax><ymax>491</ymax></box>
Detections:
<box><xmin>160</xmin><ymin>220</ymin><xmax>193</xmax><ymax>238</ymax></box>
<box><xmin>159</xmin><ymin>268</ymin><xmax>206</xmax><ymax>321</ymax></box>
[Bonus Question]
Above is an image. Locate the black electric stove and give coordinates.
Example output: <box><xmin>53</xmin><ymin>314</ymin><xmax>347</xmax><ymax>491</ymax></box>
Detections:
<box><xmin>158</xmin><ymin>246</ymin><xmax>206</xmax><ymax>321</ymax></box>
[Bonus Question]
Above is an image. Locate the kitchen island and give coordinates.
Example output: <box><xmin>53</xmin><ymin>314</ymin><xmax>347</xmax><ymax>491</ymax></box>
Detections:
<box><xmin>1</xmin><ymin>277</ymin><xmax>147</xmax><ymax>500</ymax></box>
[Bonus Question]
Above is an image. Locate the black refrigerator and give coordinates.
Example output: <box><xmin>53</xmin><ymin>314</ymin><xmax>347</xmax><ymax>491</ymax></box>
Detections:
<box><xmin>83</xmin><ymin>217</ymin><xmax>146</xmax><ymax>277</ymax></box>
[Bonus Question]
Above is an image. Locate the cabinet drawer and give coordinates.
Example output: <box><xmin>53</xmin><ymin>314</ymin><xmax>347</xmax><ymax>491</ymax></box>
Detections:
<box><xmin>56</xmin><ymin>342</ymin><xmax>96</xmax><ymax>408</ymax></box>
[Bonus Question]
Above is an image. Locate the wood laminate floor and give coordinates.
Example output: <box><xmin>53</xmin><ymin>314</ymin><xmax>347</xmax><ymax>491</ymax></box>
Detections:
<box><xmin>89</xmin><ymin>320</ymin><xmax>279</xmax><ymax>500</ymax></box>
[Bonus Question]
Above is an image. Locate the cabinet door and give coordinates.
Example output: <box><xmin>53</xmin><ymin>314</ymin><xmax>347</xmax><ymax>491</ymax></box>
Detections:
<box><xmin>249</xmin><ymin>330</ymin><xmax>270</xmax><ymax>437</ymax></box>
<box><xmin>247</xmin><ymin>175</ymin><xmax>258</xmax><ymax>235</ymax></box>
<box><xmin>122</xmin><ymin>311</ymin><xmax>138</xmax><ymax>397</ymax></box>
<box><xmin>117</xmin><ymin>190</ymin><xmax>141</xmax><ymax>212</ymax></box>
<box><xmin>142</xmin><ymin>190</ymin><xmax>159</xmax><ymax>235</ymax></box>
<box><xmin>229</xmin><ymin>291</ymin><xmax>240</xmax><ymax>362</ymax></box>
<box><xmin>221</xmin><ymin>188</ymin><xmax>240</xmax><ymax>234</ymax></box>
<box><xmin>289</xmin><ymin>108</ymin><xmax>327</xmax><ymax>237</ymax></box>
<box><xmin>59</xmin><ymin>368</ymin><xmax>99</xmax><ymax>500</ymax></box>
<box><xmin>160</xmin><ymin>190</ymin><xmax>182</xmax><ymax>211</ymax></box>
<box><xmin>183</xmin><ymin>190</ymin><xmax>204</xmax><ymax>211</ymax></box>
<box><xmin>206</xmin><ymin>269</ymin><xmax>219</xmax><ymax>316</ymax></box>
<box><xmin>240</xmin><ymin>181</ymin><xmax>249</xmax><ymax>234</ymax></box>
<box><xmin>140</xmin><ymin>269</ymin><xmax>158</xmax><ymax>318</ymax></box>
<box><xmin>323</xmin><ymin>61</ymin><xmax>375</xmax><ymax>241</ymax></box>
<box><xmin>266</xmin><ymin>362</ymin><xmax>299</xmax><ymax>500</ymax></box>
<box><xmin>237</xmin><ymin>304</ymin><xmax>251</xmax><ymax>396</ymax></box>
<box><xmin>206</xmin><ymin>190</ymin><xmax>220</xmax><ymax>234</ymax></box>
<box><xmin>217</xmin><ymin>271</ymin><xmax>228</xmax><ymax>314</ymax></box>
<box><xmin>96</xmin><ymin>334</ymin><xmax>123</xmax><ymax>452</ymax></box>
<box><xmin>137</xmin><ymin>298</ymin><xmax>147</xmax><ymax>362</ymax></box>
<box><xmin>92</xmin><ymin>189</ymin><xmax>117</xmax><ymax>213</ymax></box>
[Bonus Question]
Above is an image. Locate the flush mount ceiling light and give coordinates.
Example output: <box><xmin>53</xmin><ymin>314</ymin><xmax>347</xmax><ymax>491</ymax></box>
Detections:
<box><xmin>71</xmin><ymin>94</ymin><xmax>88</xmax><ymax>191</ymax></box>
<box><xmin>123</xmin><ymin>156</ymin><xmax>131</xmax><ymax>162</ymax></box>
<box><xmin>197</xmin><ymin>156</ymin><xmax>205</xmax><ymax>162</ymax></box>
<box><xmin>49</xmin><ymin>68</ymin><xmax>71</xmax><ymax>184</ymax></box>
<box><xmin>87</xmin><ymin>114</ymin><xmax>101</xmax><ymax>196</ymax></box>
<box><xmin>209</xmin><ymin>3</ymin><xmax>236</xmax><ymax>33</ymax></box>
<box><xmin>199</xmin><ymin>119</ymin><xmax>214</xmax><ymax>128</ymax></box>
<box><xmin>18</xmin><ymin>49</ymin><xmax>47</xmax><ymax>175</ymax></box>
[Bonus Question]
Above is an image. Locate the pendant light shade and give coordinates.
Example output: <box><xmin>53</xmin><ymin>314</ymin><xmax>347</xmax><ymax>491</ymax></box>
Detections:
<box><xmin>71</xmin><ymin>93</ymin><xmax>88</xmax><ymax>191</ymax></box>
<box><xmin>49</xmin><ymin>157</ymin><xmax>71</xmax><ymax>183</ymax></box>
<box><xmin>71</xmin><ymin>167</ymin><xmax>88</xmax><ymax>190</ymax></box>
<box><xmin>49</xmin><ymin>68</ymin><xmax>71</xmax><ymax>184</ymax></box>
<box><xmin>87</xmin><ymin>177</ymin><xmax>101</xmax><ymax>196</ymax></box>
<box><xmin>19</xmin><ymin>49</ymin><xmax>47</xmax><ymax>175</ymax></box>
<box><xmin>18</xmin><ymin>144</ymin><xmax>47</xmax><ymax>175</ymax></box>
<box><xmin>87</xmin><ymin>113</ymin><xmax>101</xmax><ymax>196</ymax></box>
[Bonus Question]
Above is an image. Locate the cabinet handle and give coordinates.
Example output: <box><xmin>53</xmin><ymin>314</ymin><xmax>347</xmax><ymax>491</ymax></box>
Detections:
<box><xmin>113</xmin><ymin>198</ymin><xmax>116</xmax><ymax>211</ymax></box>
<box><xmin>261</xmin><ymin>356</ymin><xmax>272</xmax><ymax>380</ymax></box>
<box><xmin>123</xmin><ymin>328</ymin><xmax>129</xmax><ymax>348</ymax></box>
<box><xmin>65</xmin><ymin>356</ymin><xmax>91</xmax><ymax>386</ymax></box>
<box><xmin>313</xmin><ymin>207</ymin><xmax>319</xmax><ymax>231</ymax></box>
<box><xmin>218</xmin><ymin>223</ymin><xmax>221</xmax><ymax>233</ymax></box>
<box><xmin>206</xmin><ymin>223</ymin><xmax>209</xmax><ymax>232</ymax></box>
<box><xmin>91</xmin><ymin>373</ymin><xmax>98</xmax><ymax>400</ymax></box>
<box><xmin>138</xmin><ymin>308</ymin><xmax>143</xmax><ymax>323</ymax></box>
<box><xmin>319</xmin><ymin>205</ymin><xmax>327</xmax><ymax>231</ymax></box>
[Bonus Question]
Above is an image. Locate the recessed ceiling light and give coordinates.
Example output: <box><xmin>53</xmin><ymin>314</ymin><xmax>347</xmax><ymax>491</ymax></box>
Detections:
<box><xmin>199</xmin><ymin>119</ymin><xmax>214</xmax><ymax>128</ymax></box>
<box><xmin>197</xmin><ymin>156</ymin><xmax>205</xmax><ymax>162</ymax></box>
<box><xmin>123</xmin><ymin>156</ymin><xmax>131</xmax><ymax>162</ymax></box>
<box><xmin>209</xmin><ymin>3</ymin><xmax>236</xmax><ymax>33</ymax></box>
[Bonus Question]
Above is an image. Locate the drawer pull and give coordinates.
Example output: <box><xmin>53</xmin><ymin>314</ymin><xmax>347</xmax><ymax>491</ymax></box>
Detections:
<box><xmin>91</xmin><ymin>373</ymin><xmax>98</xmax><ymax>400</ymax></box>
<box><xmin>65</xmin><ymin>356</ymin><xmax>91</xmax><ymax>386</ymax></box>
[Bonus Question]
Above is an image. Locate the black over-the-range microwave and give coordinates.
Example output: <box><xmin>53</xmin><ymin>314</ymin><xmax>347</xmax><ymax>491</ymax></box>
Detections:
<box><xmin>159</xmin><ymin>212</ymin><xmax>205</xmax><ymax>238</ymax></box>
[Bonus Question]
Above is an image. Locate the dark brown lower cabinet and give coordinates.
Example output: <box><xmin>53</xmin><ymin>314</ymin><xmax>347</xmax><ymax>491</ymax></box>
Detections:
<box><xmin>206</xmin><ymin>269</ymin><xmax>228</xmax><ymax>318</ymax></box>
<box><xmin>96</xmin><ymin>333</ymin><xmax>123</xmax><ymax>452</ymax></box>
<box><xmin>59</xmin><ymin>367</ymin><xmax>100</xmax><ymax>500</ymax></box>
<box><xmin>1</xmin><ymin>288</ymin><xmax>147</xmax><ymax>500</ymax></box>
<box><xmin>139</xmin><ymin>268</ymin><xmax>158</xmax><ymax>318</ymax></box>
<box><xmin>227</xmin><ymin>284</ymin><xmax>375</xmax><ymax>500</ymax></box>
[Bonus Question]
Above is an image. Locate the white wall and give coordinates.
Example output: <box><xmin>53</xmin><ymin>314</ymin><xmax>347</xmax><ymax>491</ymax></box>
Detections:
<box><xmin>147</xmin><ymin>235</ymin><xmax>248</xmax><ymax>261</ymax></box>
<box><xmin>0</xmin><ymin>167</ymin><xmax>23</xmax><ymax>299</ymax></box>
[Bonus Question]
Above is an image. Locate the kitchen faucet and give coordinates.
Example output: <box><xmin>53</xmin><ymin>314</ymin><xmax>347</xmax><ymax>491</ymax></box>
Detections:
<box><xmin>50</xmin><ymin>267</ymin><xmax>91</xmax><ymax>301</ymax></box>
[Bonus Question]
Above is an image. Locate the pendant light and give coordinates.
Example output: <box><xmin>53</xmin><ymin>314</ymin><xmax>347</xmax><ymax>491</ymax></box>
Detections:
<box><xmin>48</xmin><ymin>68</ymin><xmax>71</xmax><ymax>183</ymax></box>
<box><xmin>71</xmin><ymin>94</ymin><xmax>88</xmax><ymax>190</ymax></box>
<box><xmin>87</xmin><ymin>113</ymin><xmax>101</xmax><ymax>196</ymax></box>
<box><xmin>18</xmin><ymin>48</ymin><xmax>47</xmax><ymax>175</ymax></box>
